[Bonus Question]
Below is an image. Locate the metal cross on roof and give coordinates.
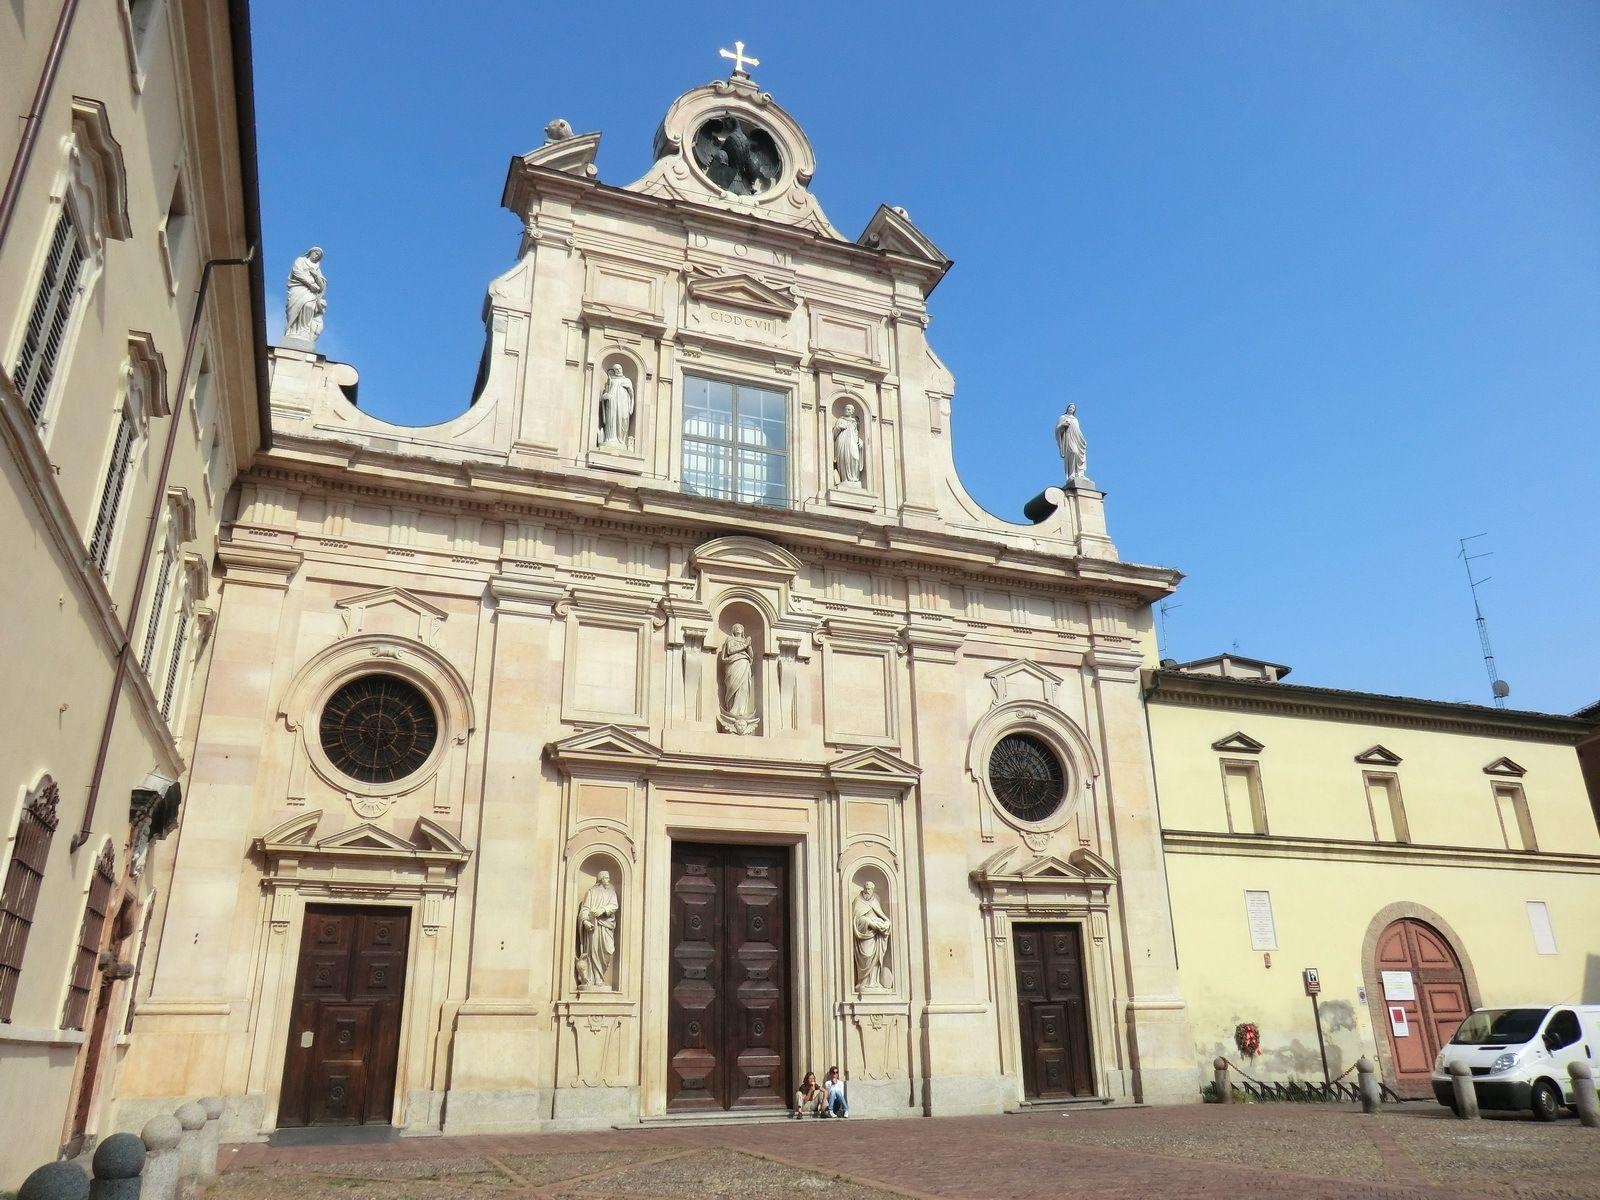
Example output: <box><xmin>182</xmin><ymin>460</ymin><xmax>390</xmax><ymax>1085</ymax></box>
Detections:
<box><xmin>719</xmin><ymin>40</ymin><xmax>759</xmax><ymax>78</ymax></box>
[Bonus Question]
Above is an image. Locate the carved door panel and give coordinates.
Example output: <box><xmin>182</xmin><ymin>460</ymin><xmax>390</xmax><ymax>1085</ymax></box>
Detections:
<box><xmin>1014</xmin><ymin>922</ymin><xmax>1095</xmax><ymax>1099</ymax></box>
<box><xmin>667</xmin><ymin>843</ymin><xmax>789</xmax><ymax>1111</ymax></box>
<box><xmin>1375</xmin><ymin>918</ymin><xmax>1469</xmax><ymax>1098</ymax></box>
<box><xmin>279</xmin><ymin>906</ymin><xmax>410</xmax><ymax>1128</ymax></box>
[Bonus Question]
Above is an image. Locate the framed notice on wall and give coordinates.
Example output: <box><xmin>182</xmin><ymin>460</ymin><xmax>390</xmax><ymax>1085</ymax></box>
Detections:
<box><xmin>1380</xmin><ymin>970</ymin><xmax>1415</xmax><ymax>1001</ymax></box>
<box><xmin>1244</xmin><ymin>890</ymin><xmax>1277</xmax><ymax>951</ymax></box>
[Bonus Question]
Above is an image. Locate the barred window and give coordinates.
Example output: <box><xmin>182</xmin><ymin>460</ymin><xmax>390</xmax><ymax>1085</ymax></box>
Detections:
<box><xmin>61</xmin><ymin>844</ymin><xmax>116</xmax><ymax>1031</ymax></box>
<box><xmin>14</xmin><ymin>208</ymin><xmax>87</xmax><ymax>423</ymax></box>
<box><xmin>88</xmin><ymin>407</ymin><xmax>138</xmax><ymax>572</ymax></box>
<box><xmin>0</xmin><ymin>780</ymin><xmax>61</xmax><ymax>1022</ymax></box>
<box><xmin>681</xmin><ymin>375</ymin><xmax>788</xmax><ymax>508</ymax></box>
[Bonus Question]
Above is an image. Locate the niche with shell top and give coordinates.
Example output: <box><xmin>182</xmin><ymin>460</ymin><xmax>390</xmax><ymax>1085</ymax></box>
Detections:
<box><xmin>573</xmin><ymin>850</ymin><xmax>624</xmax><ymax>993</ymax></box>
<box><xmin>848</xmin><ymin>862</ymin><xmax>895</xmax><ymax>994</ymax></box>
<box><xmin>714</xmin><ymin>601</ymin><xmax>766</xmax><ymax>736</ymax></box>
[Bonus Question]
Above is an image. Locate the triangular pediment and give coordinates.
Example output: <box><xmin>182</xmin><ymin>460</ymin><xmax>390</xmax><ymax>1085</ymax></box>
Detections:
<box><xmin>413</xmin><ymin>816</ymin><xmax>468</xmax><ymax>856</ymax></box>
<box><xmin>548</xmin><ymin>724</ymin><xmax>664</xmax><ymax>764</ymax></box>
<box><xmin>521</xmin><ymin>129</ymin><xmax>601</xmax><ymax>178</ymax></box>
<box><xmin>259</xmin><ymin>810</ymin><xmax>322</xmax><ymax>846</ymax></box>
<box><xmin>1483</xmin><ymin>756</ymin><xmax>1526</xmax><ymax>778</ymax></box>
<box><xmin>970</xmin><ymin>845</ymin><xmax>1117</xmax><ymax>890</ymax></box>
<box><xmin>316</xmin><ymin>822</ymin><xmax>416</xmax><ymax>853</ymax></box>
<box><xmin>987</xmin><ymin>659</ymin><xmax>1063</xmax><ymax>704</ymax></box>
<box><xmin>857</xmin><ymin>205</ymin><xmax>950</xmax><ymax>270</ymax></box>
<box><xmin>335</xmin><ymin>587</ymin><xmax>448</xmax><ymax>621</ymax></box>
<box><xmin>1017</xmin><ymin>853</ymin><xmax>1083</xmax><ymax>881</ymax></box>
<box><xmin>685</xmin><ymin>270</ymin><xmax>797</xmax><ymax>317</ymax></box>
<box><xmin>1211</xmin><ymin>731</ymin><xmax>1265</xmax><ymax>754</ymax></box>
<box><xmin>827</xmin><ymin>746</ymin><xmax>920</xmax><ymax>783</ymax></box>
<box><xmin>1354</xmin><ymin>744</ymin><xmax>1403</xmax><ymax>767</ymax></box>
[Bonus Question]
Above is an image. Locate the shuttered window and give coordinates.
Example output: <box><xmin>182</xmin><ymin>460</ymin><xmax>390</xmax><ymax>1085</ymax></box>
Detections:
<box><xmin>140</xmin><ymin>550</ymin><xmax>174</xmax><ymax>673</ymax></box>
<box><xmin>61</xmin><ymin>845</ymin><xmax>116</xmax><ymax>1031</ymax></box>
<box><xmin>160</xmin><ymin>609</ymin><xmax>189</xmax><ymax>720</ymax></box>
<box><xmin>14</xmin><ymin>209</ymin><xmax>86</xmax><ymax>423</ymax></box>
<box><xmin>88</xmin><ymin>408</ymin><xmax>138</xmax><ymax>572</ymax></box>
<box><xmin>0</xmin><ymin>783</ymin><xmax>61</xmax><ymax>1022</ymax></box>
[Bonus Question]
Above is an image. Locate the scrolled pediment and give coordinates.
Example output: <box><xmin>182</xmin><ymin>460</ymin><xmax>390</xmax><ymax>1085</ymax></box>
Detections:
<box><xmin>254</xmin><ymin>810</ymin><xmax>470</xmax><ymax>868</ymax></box>
<box><xmin>971</xmin><ymin>844</ymin><xmax>1117</xmax><ymax>892</ymax></box>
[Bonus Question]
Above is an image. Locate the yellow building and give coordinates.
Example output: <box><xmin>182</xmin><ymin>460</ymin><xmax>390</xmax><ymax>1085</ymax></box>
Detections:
<box><xmin>0</xmin><ymin>0</ymin><xmax>265</xmax><ymax>1183</ymax></box>
<box><xmin>1147</xmin><ymin>654</ymin><xmax>1600</xmax><ymax>1098</ymax></box>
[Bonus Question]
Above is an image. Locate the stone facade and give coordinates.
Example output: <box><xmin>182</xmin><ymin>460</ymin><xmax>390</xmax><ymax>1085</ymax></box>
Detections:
<box><xmin>0</xmin><ymin>0</ymin><xmax>265</xmax><ymax>1184</ymax></box>
<box><xmin>115</xmin><ymin>68</ymin><xmax>1196</xmax><ymax>1139</ymax></box>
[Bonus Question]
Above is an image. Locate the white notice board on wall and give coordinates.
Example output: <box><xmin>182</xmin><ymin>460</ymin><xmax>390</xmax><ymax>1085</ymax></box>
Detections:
<box><xmin>1526</xmin><ymin>901</ymin><xmax>1558</xmax><ymax>955</ymax></box>
<box><xmin>1381</xmin><ymin>970</ymin><xmax>1415</xmax><ymax>1001</ymax></box>
<box><xmin>1244</xmin><ymin>890</ymin><xmax>1277</xmax><ymax>951</ymax></box>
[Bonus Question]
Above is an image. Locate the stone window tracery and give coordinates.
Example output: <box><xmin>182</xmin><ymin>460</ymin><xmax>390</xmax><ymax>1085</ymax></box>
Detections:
<box><xmin>988</xmin><ymin>733</ymin><xmax>1066</xmax><ymax>823</ymax></box>
<box><xmin>318</xmin><ymin>674</ymin><xmax>440</xmax><ymax>785</ymax></box>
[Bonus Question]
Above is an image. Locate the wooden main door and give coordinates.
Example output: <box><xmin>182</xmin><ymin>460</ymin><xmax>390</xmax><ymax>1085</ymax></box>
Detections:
<box><xmin>666</xmin><ymin>842</ymin><xmax>789</xmax><ymax>1111</ymax></box>
<box><xmin>278</xmin><ymin>905</ymin><xmax>410</xmax><ymax>1128</ymax></box>
<box><xmin>1375</xmin><ymin>918</ymin><xmax>1469</xmax><ymax>1098</ymax></box>
<box><xmin>1014</xmin><ymin>923</ymin><xmax>1095</xmax><ymax>1099</ymax></box>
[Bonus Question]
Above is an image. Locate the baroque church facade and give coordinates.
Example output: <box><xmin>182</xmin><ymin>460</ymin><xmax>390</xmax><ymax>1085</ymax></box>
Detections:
<box><xmin>113</xmin><ymin>63</ymin><xmax>1200</xmax><ymax>1136</ymax></box>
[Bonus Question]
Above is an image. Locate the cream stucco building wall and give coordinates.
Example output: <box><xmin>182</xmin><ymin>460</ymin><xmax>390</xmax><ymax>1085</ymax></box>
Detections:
<box><xmin>1147</xmin><ymin>662</ymin><xmax>1600</xmax><ymax>1094</ymax></box>
<box><xmin>0</xmin><ymin>0</ymin><xmax>266</xmax><ymax>1185</ymax></box>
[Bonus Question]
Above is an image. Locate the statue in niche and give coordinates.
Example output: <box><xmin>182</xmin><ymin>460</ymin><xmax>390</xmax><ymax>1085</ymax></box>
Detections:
<box><xmin>597</xmin><ymin>364</ymin><xmax>636</xmax><ymax>450</ymax></box>
<box><xmin>716</xmin><ymin>623</ymin><xmax>759</xmax><ymax>735</ymax></box>
<box><xmin>852</xmin><ymin>881</ymin><xmax>893</xmax><ymax>992</ymax></box>
<box><xmin>575</xmin><ymin>869</ymin><xmax>619</xmax><ymax>991</ymax></box>
<box><xmin>1055</xmin><ymin>402</ymin><xmax>1089</xmax><ymax>485</ymax></box>
<box><xmin>283</xmin><ymin>247</ymin><xmax>327</xmax><ymax>349</ymax></box>
<box><xmin>833</xmin><ymin>403</ymin><xmax>865</xmax><ymax>488</ymax></box>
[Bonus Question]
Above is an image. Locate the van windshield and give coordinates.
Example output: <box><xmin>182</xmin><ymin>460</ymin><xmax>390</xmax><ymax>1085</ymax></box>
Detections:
<box><xmin>1449</xmin><ymin>1008</ymin><xmax>1548</xmax><ymax>1046</ymax></box>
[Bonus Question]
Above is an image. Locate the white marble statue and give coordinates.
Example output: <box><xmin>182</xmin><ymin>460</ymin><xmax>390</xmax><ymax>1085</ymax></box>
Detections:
<box><xmin>834</xmin><ymin>403</ymin><xmax>864</xmax><ymax>488</ymax></box>
<box><xmin>283</xmin><ymin>247</ymin><xmax>327</xmax><ymax>348</ymax></box>
<box><xmin>598</xmin><ymin>364</ymin><xmax>635</xmax><ymax>449</ymax></box>
<box><xmin>1056</xmin><ymin>402</ymin><xmax>1088</xmax><ymax>484</ymax></box>
<box><xmin>575</xmin><ymin>870</ymin><xmax>619</xmax><ymax>990</ymax></box>
<box><xmin>852</xmin><ymin>881</ymin><xmax>893</xmax><ymax>992</ymax></box>
<box><xmin>717</xmin><ymin>623</ymin><xmax>758</xmax><ymax>735</ymax></box>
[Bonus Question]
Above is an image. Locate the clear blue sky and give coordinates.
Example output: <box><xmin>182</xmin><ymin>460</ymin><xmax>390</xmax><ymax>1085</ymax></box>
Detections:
<box><xmin>251</xmin><ymin>2</ymin><xmax>1600</xmax><ymax>715</ymax></box>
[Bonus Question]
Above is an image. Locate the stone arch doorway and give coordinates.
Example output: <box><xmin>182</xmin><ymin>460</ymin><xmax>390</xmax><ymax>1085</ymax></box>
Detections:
<box><xmin>1370</xmin><ymin>916</ymin><xmax>1472</xmax><ymax>1098</ymax></box>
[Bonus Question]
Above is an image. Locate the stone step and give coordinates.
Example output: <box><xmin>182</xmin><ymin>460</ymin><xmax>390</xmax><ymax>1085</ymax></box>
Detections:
<box><xmin>631</xmin><ymin>1109</ymin><xmax>797</xmax><ymax>1129</ymax></box>
<box><xmin>267</xmin><ymin>1124</ymin><xmax>402</xmax><ymax>1148</ymax></box>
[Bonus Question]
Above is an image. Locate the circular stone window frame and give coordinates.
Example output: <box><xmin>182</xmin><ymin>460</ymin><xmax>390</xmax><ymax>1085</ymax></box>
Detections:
<box><xmin>651</xmin><ymin>83</ymin><xmax>818</xmax><ymax>213</ymax></box>
<box><xmin>280</xmin><ymin>635</ymin><xmax>475</xmax><ymax>802</ymax></box>
<box><xmin>966</xmin><ymin>700</ymin><xmax>1101</xmax><ymax>837</ymax></box>
<box><xmin>685</xmin><ymin>111</ymin><xmax>788</xmax><ymax>200</ymax></box>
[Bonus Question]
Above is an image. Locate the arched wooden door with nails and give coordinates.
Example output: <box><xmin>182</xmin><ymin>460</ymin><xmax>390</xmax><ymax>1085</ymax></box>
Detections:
<box><xmin>1375</xmin><ymin>918</ymin><xmax>1469</xmax><ymax>1098</ymax></box>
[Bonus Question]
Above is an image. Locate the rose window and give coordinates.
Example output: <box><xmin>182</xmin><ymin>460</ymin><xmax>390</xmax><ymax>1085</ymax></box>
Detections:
<box><xmin>319</xmin><ymin>674</ymin><xmax>438</xmax><ymax>785</ymax></box>
<box><xmin>987</xmin><ymin>733</ymin><xmax>1065</xmax><ymax>823</ymax></box>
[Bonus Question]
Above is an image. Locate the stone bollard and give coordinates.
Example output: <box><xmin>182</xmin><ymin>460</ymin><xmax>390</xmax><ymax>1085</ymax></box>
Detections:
<box><xmin>1448</xmin><ymin>1060</ymin><xmax>1479</xmax><ymax>1120</ymax></box>
<box><xmin>1212</xmin><ymin>1056</ymin><xmax>1231</xmax><ymax>1103</ymax></box>
<box><xmin>1570</xmin><ymin>1060</ymin><xmax>1599</xmax><ymax>1128</ymax></box>
<box><xmin>89</xmin><ymin>1133</ymin><xmax>146</xmax><ymax>1200</ymax></box>
<box><xmin>140</xmin><ymin>1115</ymin><xmax>183</xmax><ymax>1200</ymax></box>
<box><xmin>1357</xmin><ymin>1057</ymin><xmax>1381</xmax><ymax>1115</ymax></box>
<box><xmin>174</xmin><ymin>1102</ymin><xmax>207</xmax><ymax>1200</ymax></box>
<box><xmin>18</xmin><ymin>1161</ymin><xmax>90</xmax><ymax>1200</ymax></box>
<box><xmin>198</xmin><ymin>1098</ymin><xmax>224</xmax><ymax>1182</ymax></box>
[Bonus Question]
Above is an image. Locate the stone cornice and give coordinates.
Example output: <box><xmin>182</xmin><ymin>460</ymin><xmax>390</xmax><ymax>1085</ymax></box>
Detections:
<box><xmin>1143</xmin><ymin>670</ymin><xmax>1589</xmax><ymax>744</ymax></box>
<box><xmin>1163</xmin><ymin>828</ymin><xmax>1600</xmax><ymax>874</ymax></box>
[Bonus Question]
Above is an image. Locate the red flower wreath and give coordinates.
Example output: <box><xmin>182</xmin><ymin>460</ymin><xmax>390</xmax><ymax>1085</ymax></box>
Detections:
<box><xmin>1234</xmin><ymin>1022</ymin><xmax>1261</xmax><ymax>1058</ymax></box>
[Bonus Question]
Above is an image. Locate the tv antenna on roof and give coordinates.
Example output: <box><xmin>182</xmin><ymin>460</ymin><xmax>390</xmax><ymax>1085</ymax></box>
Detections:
<box><xmin>1158</xmin><ymin>598</ymin><xmax>1182</xmax><ymax>656</ymax></box>
<box><xmin>1458</xmin><ymin>534</ymin><xmax>1510</xmax><ymax>708</ymax></box>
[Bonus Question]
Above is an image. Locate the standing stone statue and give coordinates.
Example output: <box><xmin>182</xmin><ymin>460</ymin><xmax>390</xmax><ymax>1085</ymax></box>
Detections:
<box><xmin>833</xmin><ymin>403</ymin><xmax>864</xmax><ymax>488</ymax></box>
<box><xmin>717</xmin><ymin>623</ymin><xmax>758</xmax><ymax>735</ymax></box>
<box><xmin>598</xmin><ymin>364</ymin><xmax>635</xmax><ymax>449</ymax></box>
<box><xmin>575</xmin><ymin>869</ymin><xmax>619</xmax><ymax>990</ymax></box>
<box><xmin>1055</xmin><ymin>402</ymin><xmax>1089</xmax><ymax>485</ymax></box>
<box><xmin>852</xmin><ymin>881</ymin><xmax>893</xmax><ymax>992</ymax></box>
<box><xmin>283</xmin><ymin>247</ymin><xmax>327</xmax><ymax>349</ymax></box>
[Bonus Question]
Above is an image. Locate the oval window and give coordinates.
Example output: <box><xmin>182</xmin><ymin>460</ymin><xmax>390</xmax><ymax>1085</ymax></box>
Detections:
<box><xmin>987</xmin><ymin>733</ymin><xmax>1065</xmax><ymax>823</ymax></box>
<box><xmin>318</xmin><ymin>674</ymin><xmax>438</xmax><ymax>785</ymax></box>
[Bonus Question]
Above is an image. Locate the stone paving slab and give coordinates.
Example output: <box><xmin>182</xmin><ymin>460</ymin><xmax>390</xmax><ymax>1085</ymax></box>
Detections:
<box><xmin>218</xmin><ymin>1105</ymin><xmax>1600</xmax><ymax>1200</ymax></box>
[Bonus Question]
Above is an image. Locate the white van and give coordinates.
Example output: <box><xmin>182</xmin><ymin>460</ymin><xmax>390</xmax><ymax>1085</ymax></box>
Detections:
<box><xmin>1433</xmin><ymin>1004</ymin><xmax>1600</xmax><ymax>1120</ymax></box>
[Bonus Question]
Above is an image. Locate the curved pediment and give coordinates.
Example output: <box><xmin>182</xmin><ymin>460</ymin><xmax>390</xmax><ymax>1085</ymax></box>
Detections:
<box><xmin>689</xmin><ymin>536</ymin><xmax>802</xmax><ymax>580</ymax></box>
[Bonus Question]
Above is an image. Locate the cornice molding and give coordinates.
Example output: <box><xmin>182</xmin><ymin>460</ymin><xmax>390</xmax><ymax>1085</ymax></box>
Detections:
<box><xmin>1163</xmin><ymin>828</ymin><xmax>1600</xmax><ymax>874</ymax></box>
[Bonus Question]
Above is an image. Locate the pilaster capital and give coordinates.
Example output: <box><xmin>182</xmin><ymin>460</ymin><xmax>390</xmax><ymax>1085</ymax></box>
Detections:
<box><xmin>1084</xmin><ymin>644</ymin><xmax>1146</xmax><ymax>684</ymax></box>
<box><xmin>902</xmin><ymin>621</ymin><xmax>965</xmax><ymax>664</ymax></box>
<box><xmin>488</xmin><ymin>575</ymin><xmax>567</xmax><ymax>617</ymax></box>
<box><xmin>217</xmin><ymin>542</ymin><xmax>302</xmax><ymax>589</ymax></box>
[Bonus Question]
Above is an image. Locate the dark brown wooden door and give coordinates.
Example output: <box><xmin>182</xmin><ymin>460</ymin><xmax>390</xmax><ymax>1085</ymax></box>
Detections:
<box><xmin>667</xmin><ymin>842</ymin><xmax>788</xmax><ymax>1111</ymax></box>
<box><xmin>1014</xmin><ymin>922</ymin><xmax>1095</xmax><ymax>1099</ymax></box>
<box><xmin>1376</xmin><ymin>918</ymin><xmax>1469</xmax><ymax>1098</ymax></box>
<box><xmin>278</xmin><ymin>906</ymin><xmax>409</xmax><ymax>1127</ymax></box>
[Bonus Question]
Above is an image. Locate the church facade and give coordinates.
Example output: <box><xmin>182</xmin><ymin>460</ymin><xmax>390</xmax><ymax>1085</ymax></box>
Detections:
<box><xmin>113</xmin><ymin>65</ymin><xmax>1199</xmax><ymax>1138</ymax></box>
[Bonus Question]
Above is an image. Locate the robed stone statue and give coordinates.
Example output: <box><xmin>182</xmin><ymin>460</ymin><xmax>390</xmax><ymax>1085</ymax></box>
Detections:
<box><xmin>598</xmin><ymin>364</ymin><xmax>635</xmax><ymax>449</ymax></box>
<box><xmin>1055</xmin><ymin>402</ymin><xmax>1088</xmax><ymax>485</ymax></box>
<box><xmin>283</xmin><ymin>247</ymin><xmax>327</xmax><ymax>349</ymax></box>
<box><xmin>853</xmin><ymin>881</ymin><xmax>893</xmax><ymax>992</ymax></box>
<box><xmin>834</xmin><ymin>403</ymin><xmax>864</xmax><ymax>488</ymax></box>
<box><xmin>575</xmin><ymin>870</ymin><xmax>619</xmax><ymax>990</ymax></box>
<box><xmin>717</xmin><ymin>623</ymin><xmax>758</xmax><ymax>735</ymax></box>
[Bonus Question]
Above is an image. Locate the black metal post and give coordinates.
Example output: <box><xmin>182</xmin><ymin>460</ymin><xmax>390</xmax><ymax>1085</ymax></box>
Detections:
<box><xmin>1311</xmin><ymin>992</ymin><xmax>1331</xmax><ymax>1085</ymax></box>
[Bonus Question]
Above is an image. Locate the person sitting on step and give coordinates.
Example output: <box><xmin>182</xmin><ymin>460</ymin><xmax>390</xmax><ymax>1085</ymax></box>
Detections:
<box><xmin>793</xmin><ymin>1070</ymin><xmax>825</xmax><ymax>1118</ymax></box>
<box><xmin>823</xmin><ymin>1065</ymin><xmax>848</xmax><ymax>1118</ymax></box>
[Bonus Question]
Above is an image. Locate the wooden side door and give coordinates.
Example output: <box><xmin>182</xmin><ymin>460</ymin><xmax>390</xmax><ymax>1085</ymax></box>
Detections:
<box><xmin>1014</xmin><ymin>922</ymin><xmax>1095</xmax><ymax>1099</ymax></box>
<box><xmin>1376</xmin><ymin>918</ymin><xmax>1469</xmax><ymax>1097</ymax></box>
<box><xmin>279</xmin><ymin>906</ymin><xmax>410</xmax><ymax>1127</ymax></box>
<box><xmin>667</xmin><ymin>845</ymin><xmax>724</xmax><ymax>1110</ymax></box>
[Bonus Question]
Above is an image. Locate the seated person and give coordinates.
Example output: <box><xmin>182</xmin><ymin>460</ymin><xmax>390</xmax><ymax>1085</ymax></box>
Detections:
<box><xmin>793</xmin><ymin>1070</ymin><xmax>825</xmax><ymax>1118</ymax></box>
<box><xmin>823</xmin><ymin>1065</ymin><xmax>848</xmax><ymax>1118</ymax></box>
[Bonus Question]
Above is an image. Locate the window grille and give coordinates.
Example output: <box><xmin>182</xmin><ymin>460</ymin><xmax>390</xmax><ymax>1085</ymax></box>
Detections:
<box><xmin>160</xmin><ymin>609</ymin><xmax>189</xmax><ymax>720</ymax></box>
<box><xmin>140</xmin><ymin>550</ymin><xmax>174</xmax><ymax>673</ymax></box>
<box><xmin>681</xmin><ymin>375</ymin><xmax>788</xmax><ymax>507</ymax></box>
<box><xmin>0</xmin><ymin>781</ymin><xmax>61</xmax><ymax>1022</ymax></box>
<box><xmin>988</xmin><ymin>734</ymin><xmax>1066</xmax><ymax>823</ymax></box>
<box><xmin>318</xmin><ymin>674</ymin><xmax>439</xmax><ymax>784</ymax></box>
<box><xmin>89</xmin><ymin>408</ymin><xmax>137</xmax><ymax>572</ymax></box>
<box><xmin>14</xmin><ymin>209</ymin><xmax>86</xmax><ymax>423</ymax></box>
<box><xmin>61</xmin><ymin>844</ymin><xmax>116</xmax><ymax>1031</ymax></box>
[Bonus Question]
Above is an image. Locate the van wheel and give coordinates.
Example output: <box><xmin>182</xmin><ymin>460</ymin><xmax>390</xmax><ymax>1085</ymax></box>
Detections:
<box><xmin>1531</xmin><ymin>1080</ymin><xmax>1562</xmax><ymax>1121</ymax></box>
